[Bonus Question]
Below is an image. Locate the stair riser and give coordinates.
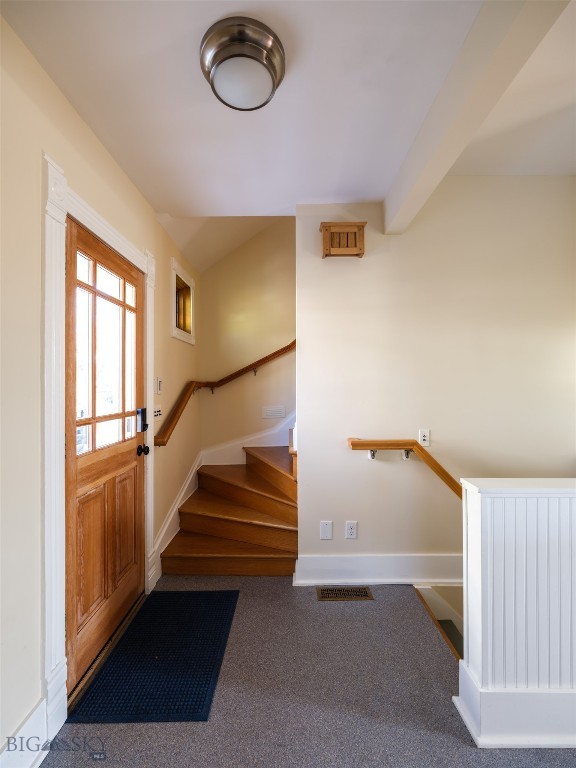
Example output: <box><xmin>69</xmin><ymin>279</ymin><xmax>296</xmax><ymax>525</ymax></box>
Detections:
<box><xmin>198</xmin><ymin>473</ymin><xmax>297</xmax><ymax>525</ymax></box>
<box><xmin>161</xmin><ymin>556</ymin><xmax>296</xmax><ymax>576</ymax></box>
<box><xmin>179</xmin><ymin>512</ymin><xmax>297</xmax><ymax>553</ymax></box>
<box><xmin>245</xmin><ymin>454</ymin><xmax>297</xmax><ymax>502</ymax></box>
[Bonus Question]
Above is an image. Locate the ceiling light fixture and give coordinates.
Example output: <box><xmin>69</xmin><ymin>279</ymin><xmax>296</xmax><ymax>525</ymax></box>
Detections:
<box><xmin>200</xmin><ymin>16</ymin><xmax>285</xmax><ymax>111</ymax></box>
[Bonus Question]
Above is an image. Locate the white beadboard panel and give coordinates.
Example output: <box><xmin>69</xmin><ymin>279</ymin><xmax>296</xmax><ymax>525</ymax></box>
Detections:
<box><xmin>483</xmin><ymin>493</ymin><xmax>576</xmax><ymax>691</ymax></box>
<box><xmin>503</xmin><ymin>496</ymin><xmax>516</xmax><ymax>689</ymax></box>
<box><xmin>514</xmin><ymin>496</ymin><xmax>527</xmax><ymax>689</ymax></box>
<box><xmin>536</xmin><ymin>497</ymin><xmax>550</xmax><ymax>687</ymax></box>
<box><xmin>458</xmin><ymin>480</ymin><xmax>576</xmax><ymax>747</ymax></box>
<box><xmin>559</xmin><ymin>497</ymin><xmax>573</xmax><ymax>688</ymax></box>
<box><xmin>549</xmin><ymin>497</ymin><xmax>561</xmax><ymax>689</ymax></box>
<box><xmin>526</xmin><ymin>496</ymin><xmax>539</xmax><ymax>688</ymax></box>
<box><xmin>571</xmin><ymin>496</ymin><xmax>576</xmax><ymax>689</ymax></box>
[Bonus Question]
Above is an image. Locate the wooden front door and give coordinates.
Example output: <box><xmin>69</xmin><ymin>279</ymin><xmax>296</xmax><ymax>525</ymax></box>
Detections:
<box><xmin>65</xmin><ymin>217</ymin><xmax>146</xmax><ymax>691</ymax></box>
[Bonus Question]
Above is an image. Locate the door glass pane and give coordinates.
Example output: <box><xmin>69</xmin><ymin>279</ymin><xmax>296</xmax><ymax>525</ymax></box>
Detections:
<box><xmin>125</xmin><ymin>282</ymin><xmax>136</xmax><ymax>308</ymax></box>
<box><xmin>96</xmin><ymin>264</ymin><xmax>122</xmax><ymax>300</ymax></box>
<box><xmin>76</xmin><ymin>287</ymin><xmax>92</xmax><ymax>419</ymax></box>
<box><xmin>125</xmin><ymin>416</ymin><xmax>136</xmax><ymax>439</ymax></box>
<box><xmin>95</xmin><ymin>297</ymin><xmax>122</xmax><ymax>416</ymax></box>
<box><xmin>125</xmin><ymin>310</ymin><xmax>136</xmax><ymax>412</ymax></box>
<box><xmin>76</xmin><ymin>425</ymin><xmax>92</xmax><ymax>455</ymax></box>
<box><xmin>76</xmin><ymin>251</ymin><xmax>93</xmax><ymax>284</ymax></box>
<box><xmin>95</xmin><ymin>419</ymin><xmax>123</xmax><ymax>449</ymax></box>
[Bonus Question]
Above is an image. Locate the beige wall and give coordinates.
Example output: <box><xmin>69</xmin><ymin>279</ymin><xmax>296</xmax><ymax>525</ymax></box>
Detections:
<box><xmin>198</xmin><ymin>218</ymin><xmax>296</xmax><ymax>447</ymax></box>
<box><xmin>0</xmin><ymin>19</ymin><xmax>198</xmax><ymax>742</ymax></box>
<box><xmin>152</xmin><ymin>253</ymin><xmax>200</xmax><ymax>539</ymax></box>
<box><xmin>296</xmin><ymin>178</ymin><xmax>576</xmax><ymax>561</ymax></box>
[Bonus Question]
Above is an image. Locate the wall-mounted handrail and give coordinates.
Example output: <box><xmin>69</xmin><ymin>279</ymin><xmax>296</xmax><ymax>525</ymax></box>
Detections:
<box><xmin>348</xmin><ymin>438</ymin><xmax>462</xmax><ymax>498</ymax></box>
<box><xmin>154</xmin><ymin>340</ymin><xmax>296</xmax><ymax>447</ymax></box>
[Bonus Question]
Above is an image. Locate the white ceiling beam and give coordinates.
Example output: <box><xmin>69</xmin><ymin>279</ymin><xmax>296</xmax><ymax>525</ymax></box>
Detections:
<box><xmin>384</xmin><ymin>0</ymin><xmax>569</xmax><ymax>234</ymax></box>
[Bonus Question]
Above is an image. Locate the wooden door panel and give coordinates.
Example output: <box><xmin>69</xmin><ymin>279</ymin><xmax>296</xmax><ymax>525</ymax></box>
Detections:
<box><xmin>74</xmin><ymin>546</ymin><xmax>142</xmax><ymax>683</ymax></box>
<box><xmin>114</xmin><ymin>467</ymin><xmax>137</xmax><ymax>584</ymax></box>
<box><xmin>76</xmin><ymin>486</ymin><xmax>107</xmax><ymax>627</ymax></box>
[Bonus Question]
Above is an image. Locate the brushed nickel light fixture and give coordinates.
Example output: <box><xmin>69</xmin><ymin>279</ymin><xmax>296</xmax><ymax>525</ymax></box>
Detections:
<box><xmin>200</xmin><ymin>16</ymin><xmax>285</xmax><ymax>111</ymax></box>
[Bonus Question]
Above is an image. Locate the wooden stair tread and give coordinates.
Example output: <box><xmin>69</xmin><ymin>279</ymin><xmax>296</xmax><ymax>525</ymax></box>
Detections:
<box><xmin>243</xmin><ymin>446</ymin><xmax>294</xmax><ymax>479</ymax></box>
<box><xmin>162</xmin><ymin>531</ymin><xmax>294</xmax><ymax>559</ymax></box>
<box><xmin>198</xmin><ymin>464</ymin><xmax>297</xmax><ymax>507</ymax></box>
<box><xmin>180</xmin><ymin>489</ymin><xmax>296</xmax><ymax>531</ymax></box>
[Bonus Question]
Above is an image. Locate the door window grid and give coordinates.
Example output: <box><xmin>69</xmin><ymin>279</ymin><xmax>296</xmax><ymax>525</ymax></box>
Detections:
<box><xmin>76</xmin><ymin>252</ymin><xmax>138</xmax><ymax>455</ymax></box>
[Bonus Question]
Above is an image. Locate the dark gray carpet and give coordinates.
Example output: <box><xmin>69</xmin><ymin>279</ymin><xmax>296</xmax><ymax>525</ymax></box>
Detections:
<box><xmin>67</xmin><ymin>591</ymin><xmax>239</xmax><ymax>723</ymax></box>
<box><xmin>43</xmin><ymin>578</ymin><xmax>574</xmax><ymax>767</ymax></box>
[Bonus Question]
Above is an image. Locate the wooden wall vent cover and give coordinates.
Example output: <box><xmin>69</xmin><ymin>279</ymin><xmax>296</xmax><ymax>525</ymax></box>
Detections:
<box><xmin>320</xmin><ymin>221</ymin><xmax>367</xmax><ymax>258</ymax></box>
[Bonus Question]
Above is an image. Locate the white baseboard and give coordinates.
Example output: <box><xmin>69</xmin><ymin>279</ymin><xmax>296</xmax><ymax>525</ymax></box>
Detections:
<box><xmin>453</xmin><ymin>662</ymin><xmax>576</xmax><ymax>748</ymax></box>
<box><xmin>415</xmin><ymin>585</ymin><xmax>463</xmax><ymax>634</ymax></box>
<box><xmin>146</xmin><ymin>453</ymin><xmax>202</xmax><ymax>591</ymax></box>
<box><xmin>1</xmin><ymin>699</ymin><xmax>48</xmax><ymax>768</ymax></box>
<box><xmin>293</xmin><ymin>554</ymin><xmax>463</xmax><ymax>586</ymax></box>
<box><xmin>43</xmin><ymin>661</ymin><xmax>67</xmax><ymax>743</ymax></box>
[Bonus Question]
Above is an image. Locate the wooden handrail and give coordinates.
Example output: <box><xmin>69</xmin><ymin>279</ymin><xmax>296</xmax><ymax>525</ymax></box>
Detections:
<box><xmin>348</xmin><ymin>438</ymin><xmax>462</xmax><ymax>498</ymax></box>
<box><xmin>154</xmin><ymin>340</ymin><xmax>296</xmax><ymax>447</ymax></box>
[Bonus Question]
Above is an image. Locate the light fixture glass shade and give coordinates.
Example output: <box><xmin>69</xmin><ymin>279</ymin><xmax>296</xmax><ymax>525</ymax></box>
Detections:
<box><xmin>200</xmin><ymin>17</ymin><xmax>285</xmax><ymax>111</ymax></box>
<box><xmin>212</xmin><ymin>57</ymin><xmax>274</xmax><ymax>110</ymax></box>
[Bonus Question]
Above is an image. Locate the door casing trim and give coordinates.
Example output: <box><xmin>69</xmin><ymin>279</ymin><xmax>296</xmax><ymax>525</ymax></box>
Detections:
<box><xmin>42</xmin><ymin>154</ymin><xmax>155</xmax><ymax>737</ymax></box>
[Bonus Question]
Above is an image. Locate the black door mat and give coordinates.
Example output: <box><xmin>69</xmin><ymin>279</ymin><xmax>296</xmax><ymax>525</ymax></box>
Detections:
<box><xmin>67</xmin><ymin>590</ymin><xmax>239</xmax><ymax>723</ymax></box>
<box><xmin>316</xmin><ymin>586</ymin><xmax>373</xmax><ymax>601</ymax></box>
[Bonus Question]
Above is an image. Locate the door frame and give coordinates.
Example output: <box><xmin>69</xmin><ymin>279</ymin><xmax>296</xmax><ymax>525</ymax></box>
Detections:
<box><xmin>42</xmin><ymin>154</ymin><xmax>156</xmax><ymax>737</ymax></box>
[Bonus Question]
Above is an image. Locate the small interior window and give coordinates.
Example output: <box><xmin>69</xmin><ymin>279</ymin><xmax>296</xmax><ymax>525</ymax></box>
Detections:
<box><xmin>171</xmin><ymin>259</ymin><xmax>195</xmax><ymax>345</ymax></box>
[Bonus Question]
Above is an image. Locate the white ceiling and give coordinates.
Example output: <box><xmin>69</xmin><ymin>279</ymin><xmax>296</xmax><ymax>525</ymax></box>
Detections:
<box><xmin>2</xmin><ymin>0</ymin><xmax>575</xmax><ymax>269</ymax></box>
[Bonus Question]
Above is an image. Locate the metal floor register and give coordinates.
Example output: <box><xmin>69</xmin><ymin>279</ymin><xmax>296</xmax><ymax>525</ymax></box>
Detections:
<box><xmin>316</xmin><ymin>586</ymin><xmax>374</xmax><ymax>601</ymax></box>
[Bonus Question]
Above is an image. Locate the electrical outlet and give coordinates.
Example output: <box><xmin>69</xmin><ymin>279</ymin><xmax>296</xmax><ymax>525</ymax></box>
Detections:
<box><xmin>320</xmin><ymin>521</ymin><xmax>333</xmax><ymax>540</ymax></box>
<box><xmin>345</xmin><ymin>521</ymin><xmax>358</xmax><ymax>539</ymax></box>
<box><xmin>154</xmin><ymin>409</ymin><xmax>162</xmax><ymax>418</ymax></box>
<box><xmin>419</xmin><ymin>428</ymin><xmax>430</xmax><ymax>446</ymax></box>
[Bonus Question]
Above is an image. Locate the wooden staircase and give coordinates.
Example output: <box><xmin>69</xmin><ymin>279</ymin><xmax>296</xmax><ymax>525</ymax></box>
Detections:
<box><xmin>161</xmin><ymin>446</ymin><xmax>297</xmax><ymax>576</ymax></box>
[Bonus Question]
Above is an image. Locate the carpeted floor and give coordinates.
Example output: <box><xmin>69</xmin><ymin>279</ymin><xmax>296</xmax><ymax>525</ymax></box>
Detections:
<box><xmin>43</xmin><ymin>577</ymin><xmax>574</xmax><ymax>767</ymax></box>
